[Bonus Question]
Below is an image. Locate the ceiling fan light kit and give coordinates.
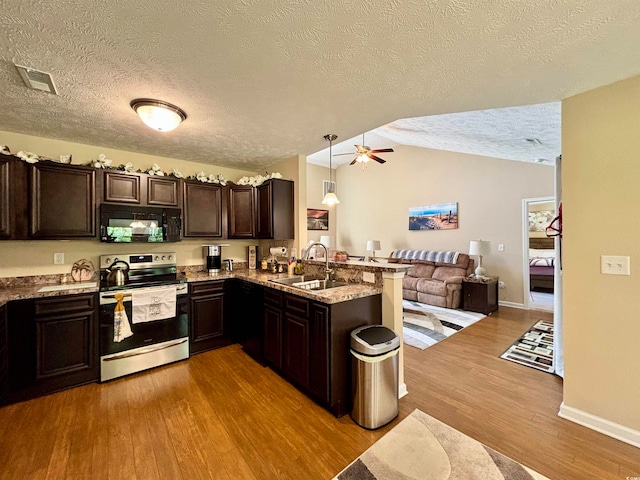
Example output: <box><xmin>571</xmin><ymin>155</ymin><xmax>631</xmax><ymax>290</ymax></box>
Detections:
<box><xmin>334</xmin><ymin>133</ymin><xmax>394</xmax><ymax>168</ymax></box>
<box><xmin>130</xmin><ymin>98</ymin><xmax>187</xmax><ymax>132</ymax></box>
<box><xmin>322</xmin><ymin>134</ymin><xmax>340</xmax><ymax>205</ymax></box>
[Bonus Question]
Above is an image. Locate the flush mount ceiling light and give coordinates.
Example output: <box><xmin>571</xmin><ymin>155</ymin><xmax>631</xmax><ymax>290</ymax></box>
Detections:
<box><xmin>322</xmin><ymin>134</ymin><xmax>340</xmax><ymax>205</ymax></box>
<box><xmin>130</xmin><ymin>98</ymin><xmax>187</xmax><ymax>132</ymax></box>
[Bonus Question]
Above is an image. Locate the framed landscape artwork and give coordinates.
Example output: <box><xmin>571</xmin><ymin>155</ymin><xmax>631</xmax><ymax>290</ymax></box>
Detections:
<box><xmin>409</xmin><ymin>202</ymin><xmax>458</xmax><ymax>231</ymax></box>
<box><xmin>307</xmin><ymin>209</ymin><xmax>329</xmax><ymax>230</ymax></box>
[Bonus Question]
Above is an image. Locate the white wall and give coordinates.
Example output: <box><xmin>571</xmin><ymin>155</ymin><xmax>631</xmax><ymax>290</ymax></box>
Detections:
<box><xmin>334</xmin><ymin>145</ymin><xmax>554</xmax><ymax>305</ymax></box>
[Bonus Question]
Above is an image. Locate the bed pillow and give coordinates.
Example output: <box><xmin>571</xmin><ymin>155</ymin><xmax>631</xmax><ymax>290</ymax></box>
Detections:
<box><xmin>529</xmin><ymin>248</ymin><xmax>555</xmax><ymax>266</ymax></box>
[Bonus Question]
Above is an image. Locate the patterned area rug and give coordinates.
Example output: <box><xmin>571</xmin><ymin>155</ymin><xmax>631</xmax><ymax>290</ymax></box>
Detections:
<box><xmin>500</xmin><ymin>320</ymin><xmax>554</xmax><ymax>373</ymax></box>
<box><xmin>402</xmin><ymin>300</ymin><xmax>486</xmax><ymax>350</ymax></box>
<box><xmin>334</xmin><ymin>409</ymin><xmax>549</xmax><ymax>480</ymax></box>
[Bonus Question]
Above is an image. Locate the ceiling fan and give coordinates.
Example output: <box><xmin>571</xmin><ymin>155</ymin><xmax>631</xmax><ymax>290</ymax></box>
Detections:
<box><xmin>333</xmin><ymin>133</ymin><xmax>394</xmax><ymax>166</ymax></box>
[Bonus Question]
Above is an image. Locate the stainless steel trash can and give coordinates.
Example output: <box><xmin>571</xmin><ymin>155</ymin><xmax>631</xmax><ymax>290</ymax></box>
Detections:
<box><xmin>350</xmin><ymin>325</ymin><xmax>400</xmax><ymax>429</ymax></box>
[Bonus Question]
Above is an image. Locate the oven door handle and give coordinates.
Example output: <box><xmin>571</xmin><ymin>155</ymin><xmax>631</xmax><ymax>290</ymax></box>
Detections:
<box><xmin>103</xmin><ymin>338</ymin><xmax>188</xmax><ymax>361</ymax></box>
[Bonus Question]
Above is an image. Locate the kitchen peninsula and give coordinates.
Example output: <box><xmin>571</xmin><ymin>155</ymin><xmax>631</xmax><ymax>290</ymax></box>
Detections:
<box><xmin>0</xmin><ymin>260</ymin><xmax>411</xmax><ymax>417</ymax></box>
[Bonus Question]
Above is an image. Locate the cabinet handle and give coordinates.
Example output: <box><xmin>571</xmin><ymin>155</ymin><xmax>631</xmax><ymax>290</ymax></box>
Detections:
<box><xmin>102</xmin><ymin>338</ymin><xmax>187</xmax><ymax>361</ymax></box>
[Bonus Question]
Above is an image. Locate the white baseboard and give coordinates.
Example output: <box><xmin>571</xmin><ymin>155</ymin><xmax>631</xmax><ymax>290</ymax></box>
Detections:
<box><xmin>498</xmin><ymin>300</ymin><xmax>525</xmax><ymax>309</ymax></box>
<box><xmin>558</xmin><ymin>402</ymin><xmax>640</xmax><ymax>448</ymax></box>
<box><xmin>399</xmin><ymin>383</ymin><xmax>408</xmax><ymax>399</ymax></box>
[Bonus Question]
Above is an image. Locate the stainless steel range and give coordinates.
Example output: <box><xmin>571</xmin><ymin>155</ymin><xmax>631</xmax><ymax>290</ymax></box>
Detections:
<box><xmin>98</xmin><ymin>252</ymin><xmax>188</xmax><ymax>381</ymax></box>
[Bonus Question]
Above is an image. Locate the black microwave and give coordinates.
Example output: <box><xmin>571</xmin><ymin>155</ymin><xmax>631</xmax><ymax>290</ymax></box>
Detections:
<box><xmin>100</xmin><ymin>205</ymin><xmax>181</xmax><ymax>243</ymax></box>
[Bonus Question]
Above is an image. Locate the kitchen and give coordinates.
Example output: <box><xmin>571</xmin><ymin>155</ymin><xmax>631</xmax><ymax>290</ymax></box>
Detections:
<box><xmin>0</xmin><ymin>143</ymin><xmax>406</xmax><ymax>411</ymax></box>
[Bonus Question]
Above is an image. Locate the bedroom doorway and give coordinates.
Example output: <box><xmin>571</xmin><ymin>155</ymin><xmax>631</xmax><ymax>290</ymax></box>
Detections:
<box><xmin>523</xmin><ymin>197</ymin><xmax>555</xmax><ymax>312</ymax></box>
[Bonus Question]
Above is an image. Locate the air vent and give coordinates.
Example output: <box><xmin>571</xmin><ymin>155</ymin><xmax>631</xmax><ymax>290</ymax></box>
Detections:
<box><xmin>323</xmin><ymin>180</ymin><xmax>336</xmax><ymax>197</ymax></box>
<box><xmin>15</xmin><ymin>65</ymin><xmax>58</xmax><ymax>94</ymax></box>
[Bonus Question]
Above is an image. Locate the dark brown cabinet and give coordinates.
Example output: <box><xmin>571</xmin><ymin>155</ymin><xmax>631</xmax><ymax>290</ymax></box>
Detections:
<box><xmin>260</xmin><ymin>287</ymin><xmax>381</xmax><ymax>417</ymax></box>
<box><xmin>0</xmin><ymin>304</ymin><xmax>7</xmax><ymax>404</ymax></box>
<box><xmin>228</xmin><ymin>184</ymin><xmax>255</xmax><ymax>238</ymax></box>
<box><xmin>101</xmin><ymin>170</ymin><xmax>180</xmax><ymax>207</ymax></box>
<box><xmin>6</xmin><ymin>294</ymin><xmax>99</xmax><ymax>404</ymax></box>
<box><xmin>462</xmin><ymin>277</ymin><xmax>499</xmax><ymax>315</ymax></box>
<box><xmin>182</xmin><ymin>180</ymin><xmax>225</xmax><ymax>237</ymax></box>
<box><xmin>188</xmin><ymin>280</ymin><xmax>232</xmax><ymax>354</ymax></box>
<box><xmin>0</xmin><ymin>155</ymin><xmax>28</xmax><ymax>239</ymax></box>
<box><xmin>256</xmin><ymin>179</ymin><xmax>294</xmax><ymax>239</ymax></box>
<box><xmin>263</xmin><ymin>289</ymin><xmax>283</xmax><ymax>368</ymax></box>
<box><xmin>30</xmin><ymin>162</ymin><xmax>96</xmax><ymax>238</ymax></box>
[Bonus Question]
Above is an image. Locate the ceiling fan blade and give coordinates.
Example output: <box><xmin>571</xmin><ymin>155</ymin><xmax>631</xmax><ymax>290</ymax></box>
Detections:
<box><xmin>369</xmin><ymin>154</ymin><xmax>387</xmax><ymax>164</ymax></box>
<box><xmin>370</xmin><ymin>148</ymin><xmax>394</xmax><ymax>153</ymax></box>
<box><xmin>349</xmin><ymin>158</ymin><xmax>358</xmax><ymax>165</ymax></box>
<box><xmin>333</xmin><ymin>152</ymin><xmax>355</xmax><ymax>156</ymax></box>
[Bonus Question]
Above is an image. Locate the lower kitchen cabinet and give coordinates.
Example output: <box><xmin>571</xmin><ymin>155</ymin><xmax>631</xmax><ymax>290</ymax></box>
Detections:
<box><xmin>0</xmin><ymin>304</ymin><xmax>7</xmax><ymax>404</ymax></box>
<box><xmin>261</xmin><ymin>287</ymin><xmax>381</xmax><ymax>417</ymax></box>
<box><xmin>6</xmin><ymin>294</ymin><xmax>99</xmax><ymax>404</ymax></box>
<box><xmin>188</xmin><ymin>280</ymin><xmax>233</xmax><ymax>354</ymax></box>
<box><xmin>233</xmin><ymin>280</ymin><xmax>264</xmax><ymax>360</ymax></box>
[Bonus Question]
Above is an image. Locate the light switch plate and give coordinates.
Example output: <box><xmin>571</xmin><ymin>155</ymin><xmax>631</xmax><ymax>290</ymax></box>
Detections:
<box><xmin>54</xmin><ymin>252</ymin><xmax>64</xmax><ymax>265</ymax></box>
<box><xmin>601</xmin><ymin>255</ymin><xmax>630</xmax><ymax>275</ymax></box>
<box><xmin>498</xmin><ymin>244</ymin><xmax>504</xmax><ymax>252</ymax></box>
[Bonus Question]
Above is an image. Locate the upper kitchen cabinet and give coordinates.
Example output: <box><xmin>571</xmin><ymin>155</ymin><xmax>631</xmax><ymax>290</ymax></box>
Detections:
<box><xmin>0</xmin><ymin>155</ymin><xmax>28</xmax><ymax>239</ymax></box>
<box><xmin>101</xmin><ymin>170</ymin><xmax>180</xmax><ymax>207</ymax></box>
<box><xmin>30</xmin><ymin>161</ymin><xmax>96</xmax><ymax>238</ymax></box>
<box><xmin>182</xmin><ymin>180</ymin><xmax>226</xmax><ymax>238</ymax></box>
<box><xmin>256</xmin><ymin>179</ymin><xmax>294</xmax><ymax>239</ymax></box>
<box><xmin>228</xmin><ymin>183</ymin><xmax>255</xmax><ymax>239</ymax></box>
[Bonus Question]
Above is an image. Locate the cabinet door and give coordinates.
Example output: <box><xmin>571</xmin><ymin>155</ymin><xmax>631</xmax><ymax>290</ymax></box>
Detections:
<box><xmin>309</xmin><ymin>303</ymin><xmax>330</xmax><ymax>403</ymax></box>
<box><xmin>147</xmin><ymin>176</ymin><xmax>179</xmax><ymax>206</ymax></box>
<box><xmin>255</xmin><ymin>181</ymin><xmax>273</xmax><ymax>238</ymax></box>
<box><xmin>263</xmin><ymin>304</ymin><xmax>282</xmax><ymax>368</ymax></box>
<box><xmin>189</xmin><ymin>293</ymin><xmax>225</xmax><ymax>354</ymax></box>
<box><xmin>30</xmin><ymin>162</ymin><xmax>96</xmax><ymax>238</ymax></box>
<box><xmin>36</xmin><ymin>310</ymin><xmax>95</xmax><ymax>379</ymax></box>
<box><xmin>103</xmin><ymin>171</ymin><xmax>141</xmax><ymax>203</ymax></box>
<box><xmin>0</xmin><ymin>305</ymin><xmax>7</xmax><ymax>404</ymax></box>
<box><xmin>228</xmin><ymin>185</ymin><xmax>255</xmax><ymax>238</ymax></box>
<box><xmin>0</xmin><ymin>157</ymin><xmax>10</xmax><ymax>238</ymax></box>
<box><xmin>283</xmin><ymin>313</ymin><xmax>309</xmax><ymax>388</ymax></box>
<box><xmin>256</xmin><ymin>179</ymin><xmax>294</xmax><ymax>240</ymax></box>
<box><xmin>183</xmin><ymin>181</ymin><xmax>223</xmax><ymax>237</ymax></box>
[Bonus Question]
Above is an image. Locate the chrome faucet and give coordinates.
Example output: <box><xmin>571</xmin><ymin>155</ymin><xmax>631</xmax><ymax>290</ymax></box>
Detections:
<box><xmin>303</xmin><ymin>242</ymin><xmax>334</xmax><ymax>282</ymax></box>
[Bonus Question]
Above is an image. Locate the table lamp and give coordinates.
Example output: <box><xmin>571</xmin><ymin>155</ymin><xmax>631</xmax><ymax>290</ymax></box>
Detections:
<box><xmin>366</xmin><ymin>240</ymin><xmax>381</xmax><ymax>261</ymax></box>
<box><xmin>469</xmin><ymin>240</ymin><xmax>490</xmax><ymax>277</ymax></box>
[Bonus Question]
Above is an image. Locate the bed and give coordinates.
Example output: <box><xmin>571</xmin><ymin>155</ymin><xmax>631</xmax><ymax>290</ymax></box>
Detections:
<box><xmin>529</xmin><ymin>237</ymin><xmax>555</xmax><ymax>292</ymax></box>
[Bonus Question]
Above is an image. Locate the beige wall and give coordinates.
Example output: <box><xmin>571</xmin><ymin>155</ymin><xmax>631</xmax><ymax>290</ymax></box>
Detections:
<box><xmin>306</xmin><ymin>163</ymin><xmax>336</xmax><ymax>245</ymax></box>
<box><xmin>0</xmin><ymin>130</ymin><xmax>266</xmax><ymax>277</ymax></box>
<box><xmin>563</xmin><ymin>75</ymin><xmax>640</xmax><ymax>431</ymax></box>
<box><xmin>334</xmin><ymin>146</ymin><xmax>554</xmax><ymax>305</ymax></box>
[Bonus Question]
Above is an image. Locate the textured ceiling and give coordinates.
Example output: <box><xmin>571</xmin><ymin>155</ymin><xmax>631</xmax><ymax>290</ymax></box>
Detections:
<box><xmin>307</xmin><ymin>102</ymin><xmax>561</xmax><ymax>167</ymax></box>
<box><xmin>1</xmin><ymin>1</ymin><xmax>639</xmax><ymax>171</ymax></box>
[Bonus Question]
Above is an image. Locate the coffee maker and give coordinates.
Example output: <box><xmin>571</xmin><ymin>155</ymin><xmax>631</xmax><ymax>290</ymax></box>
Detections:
<box><xmin>203</xmin><ymin>244</ymin><xmax>228</xmax><ymax>274</ymax></box>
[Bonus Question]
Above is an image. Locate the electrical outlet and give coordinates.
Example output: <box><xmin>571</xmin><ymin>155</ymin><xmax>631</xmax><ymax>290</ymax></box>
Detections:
<box><xmin>498</xmin><ymin>281</ymin><xmax>505</xmax><ymax>289</ymax></box>
<box><xmin>362</xmin><ymin>272</ymin><xmax>375</xmax><ymax>283</ymax></box>
<box><xmin>498</xmin><ymin>244</ymin><xmax>504</xmax><ymax>252</ymax></box>
<box><xmin>54</xmin><ymin>252</ymin><xmax>64</xmax><ymax>265</ymax></box>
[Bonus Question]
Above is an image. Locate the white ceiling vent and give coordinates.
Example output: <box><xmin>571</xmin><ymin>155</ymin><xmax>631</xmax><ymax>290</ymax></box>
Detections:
<box><xmin>15</xmin><ymin>65</ymin><xmax>58</xmax><ymax>94</ymax></box>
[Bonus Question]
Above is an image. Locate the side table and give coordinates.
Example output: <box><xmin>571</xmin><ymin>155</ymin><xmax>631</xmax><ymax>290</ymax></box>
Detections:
<box><xmin>462</xmin><ymin>276</ymin><xmax>499</xmax><ymax>315</ymax></box>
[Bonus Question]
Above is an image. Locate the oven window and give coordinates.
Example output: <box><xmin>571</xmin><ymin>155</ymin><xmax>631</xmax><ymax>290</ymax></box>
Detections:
<box><xmin>106</xmin><ymin>219</ymin><xmax>163</xmax><ymax>243</ymax></box>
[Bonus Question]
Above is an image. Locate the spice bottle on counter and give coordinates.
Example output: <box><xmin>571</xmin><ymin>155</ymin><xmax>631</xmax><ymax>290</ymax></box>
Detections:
<box><xmin>261</xmin><ymin>257</ymin><xmax>268</xmax><ymax>270</ymax></box>
<box><xmin>294</xmin><ymin>260</ymin><xmax>304</xmax><ymax>275</ymax></box>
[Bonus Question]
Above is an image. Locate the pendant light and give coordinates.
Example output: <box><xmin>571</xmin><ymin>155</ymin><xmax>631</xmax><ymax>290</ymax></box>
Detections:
<box><xmin>322</xmin><ymin>134</ymin><xmax>340</xmax><ymax>205</ymax></box>
<box><xmin>130</xmin><ymin>98</ymin><xmax>187</xmax><ymax>132</ymax></box>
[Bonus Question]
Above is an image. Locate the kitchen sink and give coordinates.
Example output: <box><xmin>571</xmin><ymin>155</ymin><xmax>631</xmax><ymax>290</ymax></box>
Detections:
<box><xmin>269</xmin><ymin>276</ymin><xmax>350</xmax><ymax>290</ymax></box>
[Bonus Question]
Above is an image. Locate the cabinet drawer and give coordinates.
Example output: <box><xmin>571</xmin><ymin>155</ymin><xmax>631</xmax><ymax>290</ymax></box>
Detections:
<box><xmin>284</xmin><ymin>294</ymin><xmax>309</xmax><ymax>318</ymax></box>
<box><xmin>264</xmin><ymin>288</ymin><xmax>282</xmax><ymax>307</ymax></box>
<box><xmin>189</xmin><ymin>280</ymin><xmax>225</xmax><ymax>296</ymax></box>
<box><xmin>34</xmin><ymin>294</ymin><xmax>95</xmax><ymax>316</ymax></box>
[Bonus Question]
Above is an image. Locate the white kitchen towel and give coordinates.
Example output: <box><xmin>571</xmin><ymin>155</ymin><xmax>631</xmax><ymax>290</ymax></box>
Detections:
<box><xmin>113</xmin><ymin>293</ymin><xmax>133</xmax><ymax>342</ymax></box>
<box><xmin>132</xmin><ymin>286</ymin><xmax>177</xmax><ymax>324</ymax></box>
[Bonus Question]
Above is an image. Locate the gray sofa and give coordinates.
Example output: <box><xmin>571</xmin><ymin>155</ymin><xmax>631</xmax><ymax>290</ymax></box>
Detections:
<box><xmin>390</xmin><ymin>250</ymin><xmax>474</xmax><ymax>309</ymax></box>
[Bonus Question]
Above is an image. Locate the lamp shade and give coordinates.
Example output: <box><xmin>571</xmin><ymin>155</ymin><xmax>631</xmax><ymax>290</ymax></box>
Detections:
<box><xmin>469</xmin><ymin>240</ymin><xmax>490</xmax><ymax>256</ymax></box>
<box><xmin>322</xmin><ymin>191</ymin><xmax>340</xmax><ymax>205</ymax></box>
<box><xmin>366</xmin><ymin>240</ymin><xmax>381</xmax><ymax>251</ymax></box>
<box><xmin>131</xmin><ymin>99</ymin><xmax>187</xmax><ymax>132</ymax></box>
<box><xmin>320</xmin><ymin>235</ymin><xmax>335</xmax><ymax>248</ymax></box>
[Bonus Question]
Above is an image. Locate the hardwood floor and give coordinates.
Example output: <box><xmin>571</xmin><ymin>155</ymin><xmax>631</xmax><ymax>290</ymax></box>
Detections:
<box><xmin>1</xmin><ymin>306</ymin><xmax>638</xmax><ymax>479</ymax></box>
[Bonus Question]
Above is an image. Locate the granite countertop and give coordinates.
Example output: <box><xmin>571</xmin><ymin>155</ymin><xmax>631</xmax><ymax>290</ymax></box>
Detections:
<box><xmin>182</xmin><ymin>269</ymin><xmax>383</xmax><ymax>304</ymax></box>
<box><xmin>0</xmin><ymin>268</ymin><xmax>383</xmax><ymax>308</ymax></box>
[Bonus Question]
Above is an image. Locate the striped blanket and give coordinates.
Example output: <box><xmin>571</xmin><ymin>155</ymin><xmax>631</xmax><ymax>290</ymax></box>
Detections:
<box><xmin>390</xmin><ymin>249</ymin><xmax>460</xmax><ymax>264</ymax></box>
